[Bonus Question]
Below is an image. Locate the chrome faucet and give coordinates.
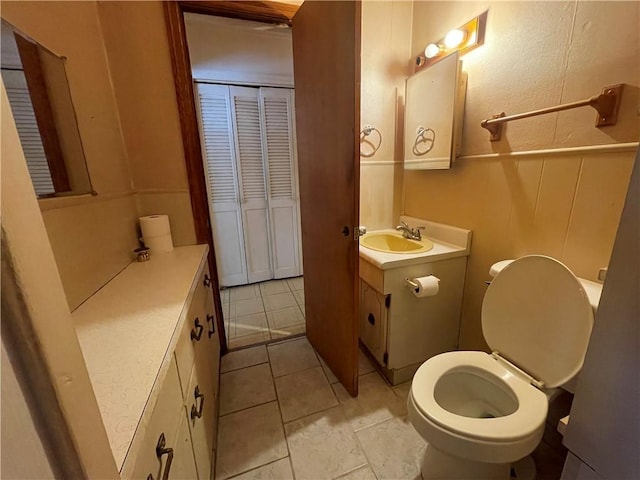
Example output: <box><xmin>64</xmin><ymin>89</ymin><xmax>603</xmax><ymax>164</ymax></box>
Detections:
<box><xmin>395</xmin><ymin>221</ymin><xmax>425</xmax><ymax>241</ymax></box>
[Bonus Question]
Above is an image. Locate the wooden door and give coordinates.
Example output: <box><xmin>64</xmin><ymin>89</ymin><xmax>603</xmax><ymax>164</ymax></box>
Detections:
<box><xmin>292</xmin><ymin>1</ymin><xmax>361</xmax><ymax>396</ymax></box>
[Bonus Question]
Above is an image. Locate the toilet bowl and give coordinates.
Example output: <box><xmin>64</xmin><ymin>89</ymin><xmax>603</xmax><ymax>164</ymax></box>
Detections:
<box><xmin>408</xmin><ymin>255</ymin><xmax>594</xmax><ymax>479</ymax></box>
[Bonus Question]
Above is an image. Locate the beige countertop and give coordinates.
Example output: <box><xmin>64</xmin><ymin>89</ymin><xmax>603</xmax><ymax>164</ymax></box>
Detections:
<box><xmin>73</xmin><ymin>245</ymin><xmax>208</xmax><ymax>471</ymax></box>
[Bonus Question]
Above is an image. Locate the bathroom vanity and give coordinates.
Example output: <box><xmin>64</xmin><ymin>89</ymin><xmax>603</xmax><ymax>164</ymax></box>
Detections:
<box><xmin>73</xmin><ymin>245</ymin><xmax>219</xmax><ymax>480</ymax></box>
<box><xmin>359</xmin><ymin>217</ymin><xmax>471</xmax><ymax>384</ymax></box>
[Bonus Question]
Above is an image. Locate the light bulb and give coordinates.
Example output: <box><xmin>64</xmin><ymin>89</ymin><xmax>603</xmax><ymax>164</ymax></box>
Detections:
<box><xmin>424</xmin><ymin>43</ymin><xmax>442</xmax><ymax>59</ymax></box>
<box><xmin>444</xmin><ymin>29</ymin><xmax>466</xmax><ymax>49</ymax></box>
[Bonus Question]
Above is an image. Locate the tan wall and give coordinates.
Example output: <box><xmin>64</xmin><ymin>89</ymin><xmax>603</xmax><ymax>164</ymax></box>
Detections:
<box><xmin>406</xmin><ymin>1</ymin><xmax>639</xmax><ymax>350</ymax></box>
<box><xmin>97</xmin><ymin>0</ymin><xmax>197</xmax><ymax>247</ymax></box>
<box><xmin>360</xmin><ymin>0</ymin><xmax>412</xmax><ymax>230</ymax></box>
<box><xmin>185</xmin><ymin>13</ymin><xmax>294</xmax><ymax>87</ymax></box>
<box><xmin>2</xmin><ymin>1</ymin><xmax>139</xmax><ymax>310</ymax></box>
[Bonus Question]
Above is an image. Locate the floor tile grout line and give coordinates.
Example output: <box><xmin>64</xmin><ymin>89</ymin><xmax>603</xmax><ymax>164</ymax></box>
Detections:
<box><xmin>270</xmin><ymin>357</ymin><xmax>321</xmax><ymax>380</ymax></box>
<box><xmin>332</xmin><ymin>463</ymin><xmax>377</xmax><ymax>480</ymax></box>
<box><xmin>351</xmin><ymin>412</ymin><xmax>409</xmax><ymax>435</ymax></box>
<box><xmin>351</xmin><ymin>427</ymin><xmax>379</xmax><ymax>480</ymax></box>
<box><xmin>224</xmin><ymin>277</ymin><xmax>304</xmax><ymax>349</ymax></box>
<box><xmin>218</xmin><ymin>396</ymin><xmax>279</xmax><ymax>419</ymax></box>
<box><xmin>313</xmin><ymin>347</ymin><xmax>339</xmax><ymax>387</ymax></box>
<box><xmin>220</xmin><ymin>358</ymin><xmax>269</xmax><ymax>376</ymax></box>
<box><xmin>281</xmin><ymin>400</ymin><xmax>343</xmax><ymax>427</ymax></box>
<box><xmin>219</xmin><ymin>359</ymin><xmax>269</xmax><ymax>375</ymax></box>
<box><xmin>265</xmin><ymin>343</ymin><xmax>295</xmax><ymax>474</ymax></box>
<box><xmin>223</xmin><ymin>456</ymin><xmax>291</xmax><ymax>480</ymax></box>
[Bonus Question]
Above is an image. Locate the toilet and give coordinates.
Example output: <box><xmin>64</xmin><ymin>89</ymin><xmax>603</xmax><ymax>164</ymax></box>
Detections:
<box><xmin>407</xmin><ymin>255</ymin><xmax>594</xmax><ymax>479</ymax></box>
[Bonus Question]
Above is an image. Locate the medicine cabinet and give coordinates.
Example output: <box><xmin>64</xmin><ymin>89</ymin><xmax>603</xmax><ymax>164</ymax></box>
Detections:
<box><xmin>404</xmin><ymin>52</ymin><xmax>466</xmax><ymax>170</ymax></box>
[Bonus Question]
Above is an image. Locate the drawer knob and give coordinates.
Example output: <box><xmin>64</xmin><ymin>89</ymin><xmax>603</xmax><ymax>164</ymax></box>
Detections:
<box><xmin>203</xmin><ymin>274</ymin><xmax>211</xmax><ymax>288</ymax></box>
<box><xmin>190</xmin><ymin>385</ymin><xmax>205</xmax><ymax>420</ymax></box>
<box><xmin>368</xmin><ymin>313</ymin><xmax>376</xmax><ymax>325</ymax></box>
<box><xmin>190</xmin><ymin>318</ymin><xmax>203</xmax><ymax>341</ymax></box>
<box><xmin>206</xmin><ymin>314</ymin><xmax>216</xmax><ymax>338</ymax></box>
<box><xmin>152</xmin><ymin>432</ymin><xmax>173</xmax><ymax>480</ymax></box>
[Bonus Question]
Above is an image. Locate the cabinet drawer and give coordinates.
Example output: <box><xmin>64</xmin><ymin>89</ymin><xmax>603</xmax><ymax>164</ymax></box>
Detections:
<box><xmin>204</xmin><ymin>288</ymin><xmax>221</xmax><ymax>395</ymax></box>
<box><xmin>130</xmin><ymin>359</ymin><xmax>184</xmax><ymax>480</ymax></box>
<box><xmin>188</xmin><ymin>265</ymin><xmax>213</xmax><ymax>323</ymax></box>
<box><xmin>175</xmin><ymin>266</ymin><xmax>215</xmax><ymax>399</ymax></box>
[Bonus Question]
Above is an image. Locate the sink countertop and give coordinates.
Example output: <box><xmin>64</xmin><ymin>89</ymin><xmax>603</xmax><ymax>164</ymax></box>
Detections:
<box><xmin>73</xmin><ymin>245</ymin><xmax>208</xmax><ymax>470</ymax></box>
<box><xmin>359</xmin><ymin>219</ymin><xmax>472</xmax><ymax>270</ymax></box>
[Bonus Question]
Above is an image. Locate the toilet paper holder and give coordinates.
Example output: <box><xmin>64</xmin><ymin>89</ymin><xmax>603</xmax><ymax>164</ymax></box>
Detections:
<box><xmin>404</xmin><ymin>275</ymin><xmax>441</xmax><ymax>298</ymax></box>
<box><xmin>404</xmin><ymin>278</ymin><xmax>420</xmax><ymax>290</ymax></box>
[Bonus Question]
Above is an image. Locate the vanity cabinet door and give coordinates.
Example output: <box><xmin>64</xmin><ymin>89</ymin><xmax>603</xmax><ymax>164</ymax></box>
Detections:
<box><xmin>171</xmin><ymin>408</ymin><xmax>199</xmax><ymax>480</ymax></box>
<box><xmin>185</xmin><ymin>361</ymin><xmax>216</xmax><ymax>480</ymax></box>
<box><xmin>360</xmin><ymin>281</ymin><xmax>388</xmax><ymax>366</ymax></box>
<box><xmin>130</xmin><ymin>359</ymin><xmax>196</xmax><ymax>480</ymax></box>
<box><xmin>173</xmin><ymin>264</ymin><xmax>220</xmax><ymax>480</ymax></box>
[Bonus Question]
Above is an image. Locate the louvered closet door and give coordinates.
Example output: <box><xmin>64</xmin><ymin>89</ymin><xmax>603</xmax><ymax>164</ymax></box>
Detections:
<box><xmin>230</xmin><ymin>86</ymin><xmax>273</xmax><ymax>284</ymax></box>
<box><xmin>260</xmin><ymin>88</ymin><xmax>302</xmax><ymax>278</ymax></box>
<box><xmin>195</xmin><ymin>83</ymin><xmax>248</xmax><ymax>286</ymax></box>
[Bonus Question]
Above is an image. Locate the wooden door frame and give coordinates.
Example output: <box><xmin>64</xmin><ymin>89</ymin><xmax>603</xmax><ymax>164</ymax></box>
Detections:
<box><xmin>163</xmin><ymin>1</ymin><xmax>299</xmax><ymax>353</ymax></box>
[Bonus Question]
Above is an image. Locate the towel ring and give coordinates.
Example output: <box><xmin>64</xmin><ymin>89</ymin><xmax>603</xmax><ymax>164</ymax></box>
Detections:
<box><xmin>360</xmin><ymin>125</ymin><xmax>382</xmax><ymax>158</ymax></box>
<box><xmin>412</xmin><ymin>126</ymin><xmax>435</xmax><ymax>156</ymax></box>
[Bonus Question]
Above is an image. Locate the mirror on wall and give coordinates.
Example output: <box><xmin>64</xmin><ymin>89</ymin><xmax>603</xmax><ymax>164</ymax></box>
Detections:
<box><xmin>1</xmin><ymin>20</ymin><xmax>92</xmax><ymax>198</ymax></box>
<box><xmin>404</xmin><ymin>52</ymin><xmax>466</xmax><ymax>170</ymax></box>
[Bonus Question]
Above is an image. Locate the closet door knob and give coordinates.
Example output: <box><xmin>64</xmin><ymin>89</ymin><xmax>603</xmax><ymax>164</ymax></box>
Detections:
<box><xmin>203</xmin><ymin>274</ymin><xmax>211</xmax><ymax>287</ymax></box>
<box><xmin>154</xmin><ymin>433</ymin><xmax>173</xmax><ymax>480</ymax></box>
<box><xmin>367</xmin><ymin>313</ymin><xmax>376</xmax><ymax>325</ymax></box>
<box><xmin>190</xmin><ymin>318</ymin><xmax>203</xmax><ymax>341</ymax></box>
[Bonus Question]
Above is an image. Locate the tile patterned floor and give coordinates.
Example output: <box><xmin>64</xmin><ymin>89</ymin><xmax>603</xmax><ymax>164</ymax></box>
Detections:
<box><xmin>216</xmin><ymin>337</ymin><xmax>424</xmax><ymax>480</ymax></box>
<box><xmin>221</xmin><ymin>277</ymin><xmax>305</xmax><ymax>349</ymax></box>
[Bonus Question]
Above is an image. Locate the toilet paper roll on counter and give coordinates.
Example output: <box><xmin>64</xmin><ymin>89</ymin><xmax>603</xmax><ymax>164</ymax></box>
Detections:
<box><xmin>140</xmin><ymin>215</ymin><xmax>174</xmax><ymax>253</ymax></box>
<box><xmin>406</xmin><ymin>275</ymin><xmax>440</xmax><ymax>297</ymax></box>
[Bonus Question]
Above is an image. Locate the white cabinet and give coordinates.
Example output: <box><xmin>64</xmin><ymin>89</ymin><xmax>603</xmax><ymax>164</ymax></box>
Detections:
<box><xmin>74</xmin><ymin>247</ymin><xmax>221</xmax><ymax>480</ymax></box>
<box><xmin>195</xmin><ymin>83</ymin><xmax>302</xmax><ymax>287</ymax></box>
<box><xmin>131</xmin><ymin>359</ymin><xmax>198</xmax><ymax>480</ymax></box>
<box><xmin>360</xmin><ymin>281</ymin><xmax>388</xmax><ymax>366</ymax></box>
<box><xmin>359</xmin><ymin>256</ymin><xmax>468</xmax><ymax>385</ymax></box>
<box><xmin>174</xmin><ymin>264</ymin><xmax>220</xmax><ymax>480</ymax></box>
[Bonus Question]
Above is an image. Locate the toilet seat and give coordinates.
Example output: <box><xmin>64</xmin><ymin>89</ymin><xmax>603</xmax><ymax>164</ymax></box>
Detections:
<box><xmin>482</xmin><ymin>255</ymin><xmax>594</xmax><ymax>388</ymax></box>
<box><xmin>411</xmin><ymin>351</ymin><xmax>548</xmax><ymax>442</ymax></box>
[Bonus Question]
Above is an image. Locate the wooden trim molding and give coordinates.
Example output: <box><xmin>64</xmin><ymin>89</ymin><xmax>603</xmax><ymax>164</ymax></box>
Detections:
<box><xmin>163</xmin><ymin>1</ymin><xmax>227</xmax><ymax>352</ymax></box>
<box><xmin>163</xmin><ymin>1</ymin><xmax>301</xmax><ymax>354</ymax></box>
<box><xmin>179</xmin><ymin>1</ymin><xmax>298</xmax><ymax>25</ymax></box>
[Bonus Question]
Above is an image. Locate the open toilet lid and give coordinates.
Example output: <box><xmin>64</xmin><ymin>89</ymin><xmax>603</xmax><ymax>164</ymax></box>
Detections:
<box><xmin>482</xmin><ymin>255</ymin><xmax>594</xmax><ymax>388</ymax></box>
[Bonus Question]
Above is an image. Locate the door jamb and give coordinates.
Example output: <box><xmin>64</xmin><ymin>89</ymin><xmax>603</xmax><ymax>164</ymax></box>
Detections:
<box><xmin>163</xmin><ymin>1</ymin><xmax>299</xmax><ymax>353</ymax></box>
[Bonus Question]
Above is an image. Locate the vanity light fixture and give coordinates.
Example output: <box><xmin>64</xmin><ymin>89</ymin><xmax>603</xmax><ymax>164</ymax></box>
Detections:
<box><xmin>444</xmin><ymin>29</ymin><xmax>466</xmax><ymax>49</ymax></box>
<box><xmin>416</xmin><ymin>10</ymin><xmax>487</xmax><ymax>72</ymax></box>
